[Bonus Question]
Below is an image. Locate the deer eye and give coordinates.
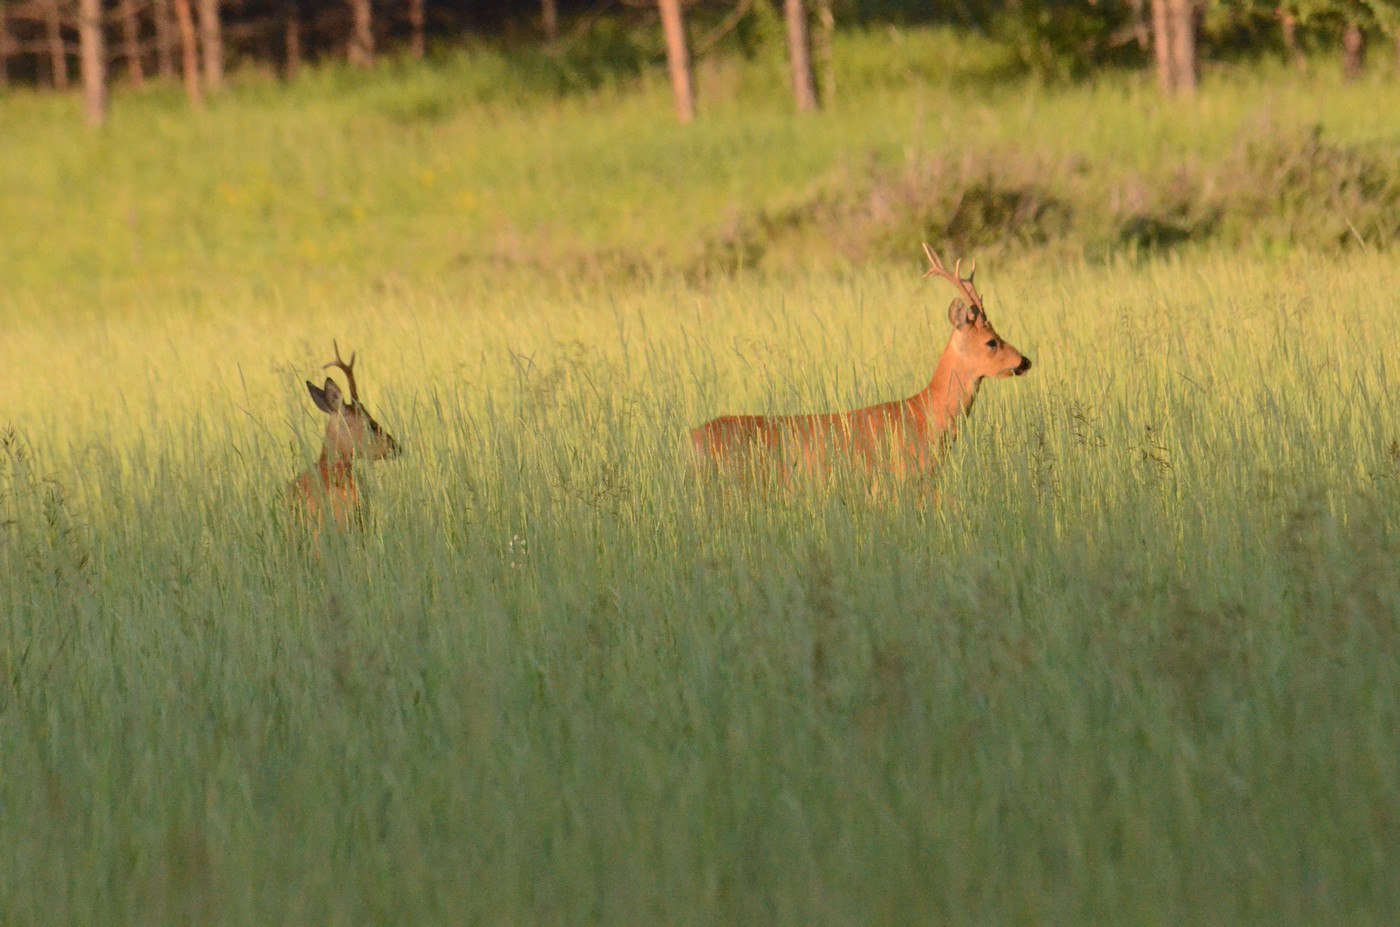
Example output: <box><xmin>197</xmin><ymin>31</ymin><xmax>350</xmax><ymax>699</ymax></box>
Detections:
<box><xmin>985</xmin><ymin>339</ymin><xmax>999</xmax><ymax>349</ymax></box>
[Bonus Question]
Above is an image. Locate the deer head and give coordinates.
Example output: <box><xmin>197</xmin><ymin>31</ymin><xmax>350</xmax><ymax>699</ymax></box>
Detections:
<box><xmin>306</xmin><ymin>340</ymin><xmax>400</xmax><ymax>462</ymax></box>
<box><xmin>923</xmin><ymin>244</ymin><xmax>1032</xmax><ymax>382</ymax></box>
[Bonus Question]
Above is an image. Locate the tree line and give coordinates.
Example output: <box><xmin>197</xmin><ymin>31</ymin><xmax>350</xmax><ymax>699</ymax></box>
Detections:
<box><xmin>1</xmin><ymin>0</ymin><xmax>1397</xmax><ymax>126</ymax></box>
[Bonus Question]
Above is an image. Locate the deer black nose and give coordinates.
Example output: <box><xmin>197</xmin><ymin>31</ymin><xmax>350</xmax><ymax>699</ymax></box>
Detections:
<box><xmin>1016</xmin><ymin>356</ymin><xmax>1032</xmax><ymax>375</ymax></box>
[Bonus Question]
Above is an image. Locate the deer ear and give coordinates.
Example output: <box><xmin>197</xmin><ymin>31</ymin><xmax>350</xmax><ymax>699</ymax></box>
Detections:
<box><xmin>321</xmin><ymin>378</ymin><xmax>345</xmax><ymax>408</ymax></box>
<box><xmin>307</xmin><ymin>379</ymin><xmax>340</xmax><ymax>414</ymax></box>
<box><xmin>948</xmin><ymin>298</ymin><xmax>978</xmax><ymax>330</ymax></box>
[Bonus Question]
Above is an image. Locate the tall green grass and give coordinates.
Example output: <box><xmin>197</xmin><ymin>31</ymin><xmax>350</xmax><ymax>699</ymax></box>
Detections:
<box><xmin>2</xmin><ymin>28</ymin><xmax>1399</xmax><ymax>926</ymax></box>
<box><xmin>4</xmin><ymin>254</ymin><xmax>1398</xmax><ymax>924</ymax></box>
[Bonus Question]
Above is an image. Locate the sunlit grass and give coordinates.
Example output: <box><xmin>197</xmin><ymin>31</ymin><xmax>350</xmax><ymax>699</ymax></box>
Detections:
<box><xmin>3</xmin><ymin>248</ymin><xmax>1398</xmax><ymax>924</ymax></box>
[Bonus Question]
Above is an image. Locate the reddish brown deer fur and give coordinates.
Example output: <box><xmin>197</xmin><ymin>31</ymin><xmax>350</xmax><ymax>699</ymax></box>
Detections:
<box><xmin>691</xmin><ymin>245</ymin><xmax>1031</xmax><ymax>479</ymax></box>
<box><xmin>290</xmin><ymin>341</ymin><xmax>399</xmax><ymax>530</ymax></box>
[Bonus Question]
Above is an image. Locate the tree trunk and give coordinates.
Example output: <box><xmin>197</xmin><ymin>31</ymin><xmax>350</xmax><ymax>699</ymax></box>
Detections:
<box><xmin>1167</xmin><ymin>0</ymin><xmax>1196</xmax><ymax>95</ymax></box>
<box><xmin>284</xmin><ymin>0</ymin><xmax>302</xmax><ymax>78</ymax></box>
<box><xmin>154</xmin><ymin>0</ymin><xmax>176</xmax><ymax>78</ymax></box>
<box><xmin>541</xmin><ymin>0</ymin><xmax>558</xmax><ymax>43</ymax></box>
<box><xmin>1152</xmin><ymin>0</ymin><xmax>1196</xmax><ymax>95</ymax></box>
<box><xmin>347</xmin><ymin>0</ymin><xmax>373</xmax><ymax>69</ymax></box>
<box><xmin>120</xmin><ymin>0</ymin><xmax>146</xmax><ymax>87</ymax></box>
<box><xmin>784</xmin><ymin>0</ymin><xmax>818</xmax><ymax>112</ymax></box>
<box><xmin>0</xmin><ymin>4</ymin><xmax>11</xmax><ymax>88</ymax></box>
<box><xmin>1278</xmin><ymin>7</ymin><xmax>1306</xmax><ymax>72</ymax></box>
<box><xmin>1151</xmin><ymin>0</ymin><xmax>1172</xmax><ymax>94</ymax></box>
<box><xmin>78</xmin><ymin>0</ymin><xmax>106</xmax><ymax>125</ymax></box>
<box><xmin>197</xmin><ymin>0</ymin><xmax>222</xmax><ymax>91</ymax></box>
<box><xmin>1125</xmin><ymin>0</ymin><xmax>1149</xmax><ymax>50</ymax></box>
<box><xmin>1342</xmin><ymin>21</ymin><xmax>1365</xmax><ymax>81</ymax></box>
<box><xmin>408</xmin><ymin>0</ymin><xmax>425</xmax><ymax>59</ymax></box>
<box><xmin>173</xmin><ymin>0</ymin><xmax>203</xmax><ymax>105</ymax></box>
<box><xmin>657</xmin><ymin>0</ymin><xmax>694</xmax><ymax>124</ymax></box>
<box><xmin>813</xmin><ymin>0</ymin><xmax>834</xmax><ymax>105</ymax></box>
<box><xmin>46</xmin><ymin>0</ymin><xmax>69</xmax><ymax>91</ymax></box>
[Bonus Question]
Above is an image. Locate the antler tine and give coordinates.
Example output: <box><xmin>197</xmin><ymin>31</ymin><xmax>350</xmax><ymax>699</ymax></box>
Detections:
<box><xmin>921</xmin><ymin>242</ymin><xmax>948</xmax><ymax>279</ymax></box>
<box><xmin>955</xmin><ymin>257</ymin><xmax>981</xmax><ymax>302</ymax></box>
<box><xmin>323</xmin><ymin>339</ymin><xmax>361</xmax><ymax>406</ymax></box>
<box><xmin>922</xmin><ymin>243</ymin><xmax>983</xmax><ymax>311</ymax></box>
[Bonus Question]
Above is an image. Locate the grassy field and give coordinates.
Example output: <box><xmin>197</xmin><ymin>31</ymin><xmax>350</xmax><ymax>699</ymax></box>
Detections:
<box><xmin>2</xmin><ymin>28</ymin><xmax>1399</xmax><ymax>926</ymax></box>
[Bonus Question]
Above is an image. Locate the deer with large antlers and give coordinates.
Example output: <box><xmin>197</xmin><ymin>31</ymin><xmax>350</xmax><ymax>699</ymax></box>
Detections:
<box><xmin>290</xmin><ymin>341</ymin><xmax>400</xmax><ymax>530</ymax></box>
<box><xmin>691</xmin><ymin>244</ymin><xmax>1031</xmax><ymax>480</ymax></box>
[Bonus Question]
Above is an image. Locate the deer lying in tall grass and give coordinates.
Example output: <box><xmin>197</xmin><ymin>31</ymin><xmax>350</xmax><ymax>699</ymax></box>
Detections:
<box><xmin>691</xmin><ymin>245</ymin><xmax>1031</xmax><ymax>479</ymax></box>
<box><xmin>290</xmin><ymin>341</ymin><xmax>399</xmax><ymax>530</ymax></box>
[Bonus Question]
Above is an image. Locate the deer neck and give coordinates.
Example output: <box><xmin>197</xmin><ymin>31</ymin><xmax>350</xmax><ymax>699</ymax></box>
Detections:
<box><xmin>914</xmin><ymin>348</ymin><xmax>982</xmax><ymax>437</ymax></box>
<box><xmin>317</xmin><ymin>449</ymin><xmax>356</xmax><ymax>488</ymax></box>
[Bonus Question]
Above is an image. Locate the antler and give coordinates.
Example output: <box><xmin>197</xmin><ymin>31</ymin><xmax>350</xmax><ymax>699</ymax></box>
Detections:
<box><xmin>922</xmin><ymin>243</ymin><xmax>984</xmax><ymax>313</ymax></box>
<box><xmin>323</xmin><ymin>339</ymin><xmax>360</xmax><ymax>406</ymax></box>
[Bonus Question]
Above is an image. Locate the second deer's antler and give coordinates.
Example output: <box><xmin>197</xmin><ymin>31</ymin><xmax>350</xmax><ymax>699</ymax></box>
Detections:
<box><xmin>324</xmin><ymin>339</ymin><xmax>360</xmax><ymax>406</ymax></box>
<box><xmin>922</xmin><ymin>243</ymin><xmax>984</xmax><ymax>312</ymax></box>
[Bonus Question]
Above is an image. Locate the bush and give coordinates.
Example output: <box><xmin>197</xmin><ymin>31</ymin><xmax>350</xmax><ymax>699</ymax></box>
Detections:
<box><xmin>680</xmin><ymin>125</ymin><xmax>1400</xmax><ymax>273</ymax></box>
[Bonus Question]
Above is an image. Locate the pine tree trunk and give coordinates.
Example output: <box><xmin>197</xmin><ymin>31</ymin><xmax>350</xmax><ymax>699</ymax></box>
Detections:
<box><xmin>408</xmin><ymin>0</ymin><xmax>425</xmax><ymax>59</ymax></box>
<box><xmin>284</xmin><ymin>0</ymin><xmax>301</xmax><ymax>78</ymax></box>
<box><xmin>1278</xmin><ymin>7</ymin><xmax>1306</xmax><ymax>72</ymax></box>
<box><xmin>173</xmin><ymin>0</ymin><xmax>203</xmax><ymax>105</ymax></box>
<box><xmin>784</xmin><ymin>0</ymin><xmax>818</xmax><ymax>112</ymax></box>
<box><xmin>78</xmin><ymin>0</ymin><xmax>106</xmax><ymax>125</ymax></box>
<box><xmin>1151</xmin><ymin>0</ymin><xmax>1172</xmax><ymax>94</ymax></box>
<box><xmin>657</xmin><ymin>0</ymin><xmax>694</xmax><ymax>124</ymax></box>
<box><xmin>1126</xmin><ymin>0</ymin><xmax>1149</xmax><ymax>50</ymax></box>
<box><xmin>1167</xmin><ymin>0</ymin><xmax>1196</xmax><ymax>94</ymax></box>
<box><xmin>813</xmin><ymin>0</ymin><xmax>834</xmax><ymax>105</ymax></box>
<box><xmin>154</xmin><ymin>0</ymin><xmax>177</xmax><ymax>78</ymax></box>
<box><xmin>121</xmin><ymin>0</ymin><xmax>146</xmax><ymax>87</ymax></box>
<box><xmin>197</xmin><ymin>0</ymin><xmax>223</xmax><ymax>91</ymax></box>
<box><xmin>46</xmin><ymin>0</ymin><xmax>70</xmax><ymax>91</ymax></box>
<box><xmin>1152</xmin><ymin>0</ymin><xmax>1196</xmax><ymax>95</ymax></box>
<box><xmin>347</xmin><ymin>0</ymin><xmax>373</xmax><ymax>68</ymax></box>
<box><xmin>0</xmin><ymin>4</ymin><xmax>12</xmax><ymax>88</ymax></box>
<box><xmin>542</xmin><ymin>0</ymin><xmax>558</xmax><ymax>43</ymax></box>
<box><xmin>1342</xmin><ymin>21</ymin><xmax>1365</xmax><ymax>81</ymax></box>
